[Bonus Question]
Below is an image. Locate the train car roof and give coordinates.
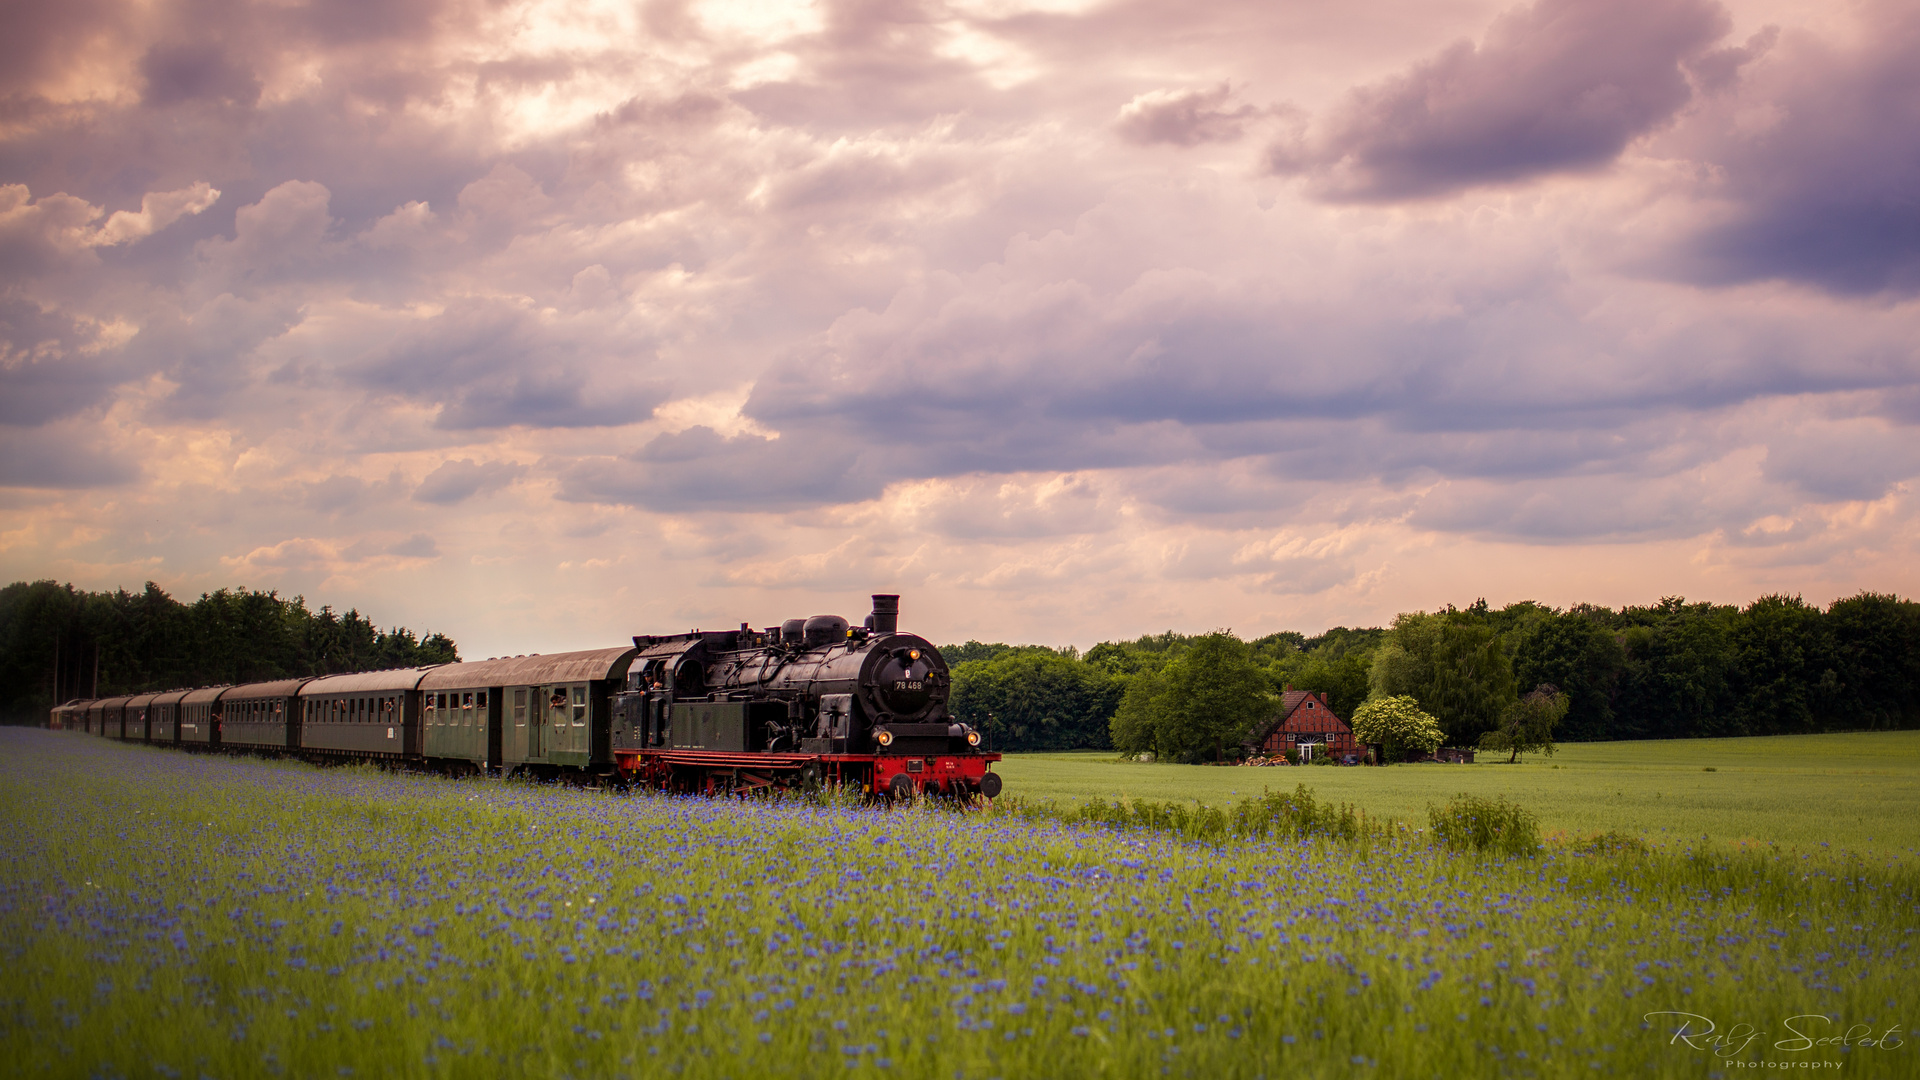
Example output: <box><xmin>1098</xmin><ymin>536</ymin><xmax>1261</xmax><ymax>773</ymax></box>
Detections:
<box><xmin>180</xmin><ymin>685</ymin><xmax>232</xmax><ymax>705</ymax></box>
<box><xmin>417</xmin><ymin>647</ymin><xmax>638</xmax><ymax>690</ymax></box>
<box><xmin>124</xmin><ymin>692</ymin><xmax>162</xmax><ymax>708</ymax></box>
<box><xmin>151</xmin><ymin>688</ymin><xmax>193</xmax><ymax>705</ymax></box>
<box><xmin>223</xmin><ymin>678</ymin><xmax>316</xmax><ymax>699</ymax></box>
<box><xmin>88</xmin><ymin>696</ymin><xmax>134</xmax><ymax>712</ymax></box>
<box><xmin>300</xmin><ymin>667</ymin><xmax>442</xmax><ymax>696</ymax></box>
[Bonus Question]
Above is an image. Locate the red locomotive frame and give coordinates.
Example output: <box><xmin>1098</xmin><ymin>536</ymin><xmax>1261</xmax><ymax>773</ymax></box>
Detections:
<box><xmin>613</xmin><ymin>747</ymin><xmax>1001</xmax><ymax>799</ymax></box>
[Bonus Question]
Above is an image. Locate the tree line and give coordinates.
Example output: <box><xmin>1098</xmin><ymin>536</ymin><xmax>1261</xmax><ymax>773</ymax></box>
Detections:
<box><xmin>0</xmin><ymin>580</ymin><xmax>460</xmax><ymax>724</ymax></box>
<box><xmin>944</xmin><ymin>591</ymin><xmax>1920</xmax><ymax>759</ymax></box>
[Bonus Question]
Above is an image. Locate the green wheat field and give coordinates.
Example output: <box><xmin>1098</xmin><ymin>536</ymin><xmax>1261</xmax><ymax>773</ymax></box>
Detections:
<box><xmin>998</xmin><ymin>732</ymin><xmax>1920</xmax><ymax>857</ymax></box>
<box><xmin>1</xmin><ymin>728</ymin><xmax>1913</xmax><ymax>1078</ymax></box>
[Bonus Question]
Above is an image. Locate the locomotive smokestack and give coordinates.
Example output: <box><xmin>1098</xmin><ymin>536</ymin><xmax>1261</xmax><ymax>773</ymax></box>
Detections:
<box><xmin>870</xmin><ymin>594</ymin><xmax>900</xmax><ymax>636</ymax></box>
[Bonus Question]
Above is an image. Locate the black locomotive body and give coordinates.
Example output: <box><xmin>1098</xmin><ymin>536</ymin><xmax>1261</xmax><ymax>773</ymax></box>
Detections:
<box><xmin>612</xmin><ymin>595</ymin><xmax>1002</xmax><ymax>800</ymax></box>
<box><xmin>48</xmin><ymin>593</ymin><xmax>1003</xmax><ymax>802</ymax></box>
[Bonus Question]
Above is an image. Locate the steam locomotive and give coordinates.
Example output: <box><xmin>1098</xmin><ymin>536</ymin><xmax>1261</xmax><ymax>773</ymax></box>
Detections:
<box><xmin>46</xmin><ymin>594</ymin><xmax>1002</xmax><ymax>801</ymax></box>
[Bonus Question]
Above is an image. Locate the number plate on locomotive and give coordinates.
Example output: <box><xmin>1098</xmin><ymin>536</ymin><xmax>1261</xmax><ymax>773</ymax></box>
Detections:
<box><xmin>892</xmin><ymin>680</ymin><xmax>924</xmax><ymax>691</ymax></box>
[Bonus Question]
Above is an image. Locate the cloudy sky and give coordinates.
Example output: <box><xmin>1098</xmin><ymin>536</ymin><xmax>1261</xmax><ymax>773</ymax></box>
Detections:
<box><xmin>4</xmin><ymin>0</ymin><xmax>1917</xmax><ymax>656</ymax></box>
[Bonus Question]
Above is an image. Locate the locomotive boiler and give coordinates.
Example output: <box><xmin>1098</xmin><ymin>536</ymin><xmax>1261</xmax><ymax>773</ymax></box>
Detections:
<box><xmin>612</xmin><ymin>594</ymin><xmax>1002</xmax><ymax>800</ymax></box>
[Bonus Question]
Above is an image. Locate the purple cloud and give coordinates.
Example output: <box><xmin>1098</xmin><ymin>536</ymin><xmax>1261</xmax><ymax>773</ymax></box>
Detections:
<box><xmin>1116</xmin><ymin>84</ymin><xmax>1258</xmax><ymax>146</ymax></box>
<box><xmin>1665</xmin><ymin>12</ymin><xmax>1920</xmax><ymax>295</ymax></box>
<box><xmin>1277</xmin><ymin>0</ymin><xmax>1731</xmax><ymax>199</ymax></box>
<box><xmin>413</xmin><ymin>459</ymin><xmax>525</xmax><ymax>505</ymax></box>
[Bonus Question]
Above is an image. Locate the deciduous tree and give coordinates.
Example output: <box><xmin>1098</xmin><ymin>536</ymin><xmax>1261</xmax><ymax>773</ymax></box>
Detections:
<box><xmin>1350</xmin><ymin>695</ymin><xmax>1444</xmax><ymax>763</ymax></box>
<box><xmin>1478</xmin><ymin>684</ymin><xmax>1569</xmax><ymax>763</ymax></box>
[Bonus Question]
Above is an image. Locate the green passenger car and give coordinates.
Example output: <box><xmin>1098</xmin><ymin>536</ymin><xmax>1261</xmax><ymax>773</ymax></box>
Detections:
<box><xmin>298</xmin><ymin>668</ymin><xmax>435</xmax><ymax>759</ymax></box>
<box><xmin>149</xmin><ymin>689</ymin><xmax>190</xmax><ymax>745</ymax></box>
<box><xmin>417</xmin><ymin>647</ymin><xmax>637</xmax><ymax>776</ymax></box>
<box><xmin>124</xmin><ymin>692</ymin><xmax>159</xmax><ymax>743</ymax></box>
<box><xmin>219</xmin><ymin>679</ymin><xmax>312</xmax><ymax>750</ymax></box>
<box><xmin>178</xmin><ymin>685</ymin><xmax>228</xmax><ymax>745</ymax></box>
<box><xmin>90</xmin><ymin>696</ymin><xmax>131</xmax><ymax>740</ymax></box>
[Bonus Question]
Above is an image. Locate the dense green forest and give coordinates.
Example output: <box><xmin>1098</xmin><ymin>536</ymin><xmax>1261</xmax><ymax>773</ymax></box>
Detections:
<box><xmin>0</xmin><ymin>580</ymin><xmax>459</xmax><ymax>724</ymax></box>
<box><xmin>946</xmin><ymin>592</ymin><xmax>1920</xmax><ymax>758</ymax></box>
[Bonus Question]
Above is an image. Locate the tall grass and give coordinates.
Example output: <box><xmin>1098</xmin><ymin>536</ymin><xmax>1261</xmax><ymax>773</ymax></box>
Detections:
<box><xmin>993</xmin><ymin>783</ymin><xmax>1381</xmax><ymax>844</ymax></box>
<box><xmin>1</xmin><ymin>730</ymin><xmax>1914</xmax><ymax>1078</ymax></box>
<box><xmin>1428</xmin><ymin>794</ymin><xmax>1540</xmax><ymax>857</ymax></box>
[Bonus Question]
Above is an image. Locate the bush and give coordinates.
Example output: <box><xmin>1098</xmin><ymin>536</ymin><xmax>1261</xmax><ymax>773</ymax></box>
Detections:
<box><xmin>1567</xmin><ymin>830</ymin><xmax>1651</xmax><ymax>856</ymax></box>
<box><xmin>1428</xmin><ymin>794</ymin><xmax>1539</xmax><ymax>857</ymax></box>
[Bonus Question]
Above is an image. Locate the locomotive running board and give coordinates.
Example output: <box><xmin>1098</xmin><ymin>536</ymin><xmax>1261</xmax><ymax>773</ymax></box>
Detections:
<box><xmin>637</xmin><ymin>750</ymin><xmax>817</xmax><ymax>768</ymax></box>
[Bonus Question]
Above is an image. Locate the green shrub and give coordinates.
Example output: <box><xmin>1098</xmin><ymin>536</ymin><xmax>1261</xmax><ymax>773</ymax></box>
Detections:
<box><xmin>1428</xmin><ymin>793</ymin><xmax>1540</xmax><ymax>857</ymax></box>
<box><xmin>1567</xmin><ymin>830</ymin><xmax>1652</xmax><ymax>856</ymax></box>
<box><xmin>996</xmin><ymin>783</ymin><xmax>1376</xmax><ymax>845</ymax></box>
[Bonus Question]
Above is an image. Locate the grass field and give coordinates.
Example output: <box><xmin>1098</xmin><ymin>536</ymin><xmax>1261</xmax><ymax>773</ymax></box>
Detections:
<box><xmin>996</xmin><ymin>732</ymin><xmax>1920</xmax><ymax>857</ymax></box>
<box><xmin>2</xmin><ymin>729</ymin><xmax>1915</xmax><ymax>1079</ymax></box>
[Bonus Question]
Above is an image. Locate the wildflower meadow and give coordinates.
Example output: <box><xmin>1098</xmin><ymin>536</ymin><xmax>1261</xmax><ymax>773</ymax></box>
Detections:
<box><xmin>1</xmin><ymin>728</ymin><xmax>1913</xmax><ymax>1078</ymax></box>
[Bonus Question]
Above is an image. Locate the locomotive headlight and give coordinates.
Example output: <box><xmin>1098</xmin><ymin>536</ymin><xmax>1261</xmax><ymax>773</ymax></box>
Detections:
<box><xmin>966</xmin><ymin>729</ymin><xmax>981</xmax><ymax>746</ymax></box>
<box><xmin>875</xmin><ymin>728</ymin><xmax>894</xmax><ymax>747</ymax></box>
<box><xmin>907</xmin><ymin>649</ymin><xmax>920</xmax><ymax>661</ymax></box>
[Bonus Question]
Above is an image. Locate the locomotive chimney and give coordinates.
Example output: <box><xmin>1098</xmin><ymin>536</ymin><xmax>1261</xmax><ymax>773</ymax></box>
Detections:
<box><xmin>870</xmin><ymin>594</ymin><xmax>900</xmax><ymax>636</ymax></box>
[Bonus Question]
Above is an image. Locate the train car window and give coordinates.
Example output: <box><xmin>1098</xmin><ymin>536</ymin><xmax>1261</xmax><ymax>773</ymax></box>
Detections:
<box><xmin>478</xmin><ymin>691</ymin><xmax>488</xmax><ymax>709</ymax></box>
<box><xmin>572</xmin><ymin>685</ymin><xmax>586</xmax><ymax>725</ymax></box>
<box><xmin>514</xmin><ymin>688</ymin><xmax>527</xmax><ymax>727</ymax></box>
<box><xmin>463</xmin><ymin>692</ymin><xmax>474</xmax><ymax>710</ymax></box>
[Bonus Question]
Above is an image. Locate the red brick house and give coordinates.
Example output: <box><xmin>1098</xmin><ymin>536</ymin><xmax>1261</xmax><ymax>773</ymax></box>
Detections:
<box><xmin>1243</xmin><ymin>688</ymin><xmax>1362</xmax><ymax>761</ymax></box>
